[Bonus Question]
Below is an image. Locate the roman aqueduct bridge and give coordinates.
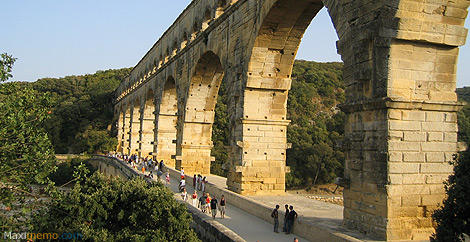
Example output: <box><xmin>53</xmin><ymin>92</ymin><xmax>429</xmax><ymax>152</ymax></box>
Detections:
<box><xmin>114</xmin><ymin>0</ymin><xmax>469</xmax><ymax>240</ymax></box>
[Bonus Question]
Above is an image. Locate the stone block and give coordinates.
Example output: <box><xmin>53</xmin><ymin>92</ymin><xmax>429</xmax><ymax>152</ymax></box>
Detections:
<box><xmin>402</xmin><ymin>110</ymin><xmax>425</xmax><ymax>121</ymax></box>
<box><xmin>389</xmin><ymin>163</ymin><xmax>420</xmax><ymax>174</ymax></box>
<box><xmin>403</xmin><ymin>152</ymin><xmax>425</xmax><ymax>162</ymax></box>
<box><xmin>421</xmin><ymin>194</ymin><xmax>444</xmax><ymax>206</ymax></box>
<box><xmin>389</xmin><ymin>120</ymin><xmax>421</xmax><ymax>131</ymax></box>
<box><xmin>402</xmin><ymin>174</ymin><xmax>426</xmax><ymax>184</ymax></box>
<box><xmin>403</xmin><ymin>132</ymin><xmax>426</xmax><ymax>142</ymax></box>
<box><xmin>401</xmin><ymin>195</ymin><xmax>421</xmax><ymax>206</ymax></box>
<box><xmin>427</xmin><ymin>132</ymin><xmax>444</xmax><ymax>141</ymax></box>
<box><xmin>389</xmin><ymin>141</ymin><xmax>421</xmax><ymax>151</ymax></box>
<box><xmin>425</xmin><ymin>152</ymin><xmax>445</xmax><ymax>163</ymax></box>
<box><xmin>420</xmin><ymin>163</ymin><xmax>454</xmax><ymax>173</ymax></box>
<box><xmin>389</xmin><ymin>152</ymin><xmax>403</xmax><ymax>162</ymax></box>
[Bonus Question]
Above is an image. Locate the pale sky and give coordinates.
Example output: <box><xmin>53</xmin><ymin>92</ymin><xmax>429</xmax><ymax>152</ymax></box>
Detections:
<box><xmin>1</xmin><ymin>1</ymin><xmax>469</xmax><ymax>87</ymax></box>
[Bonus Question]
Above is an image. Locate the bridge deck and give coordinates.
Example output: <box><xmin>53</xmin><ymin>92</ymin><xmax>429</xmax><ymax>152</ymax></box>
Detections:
<box><xmin>114</xmin><ymin>158</ymin><xmax>382</xmax><ymax>242</ymax></box>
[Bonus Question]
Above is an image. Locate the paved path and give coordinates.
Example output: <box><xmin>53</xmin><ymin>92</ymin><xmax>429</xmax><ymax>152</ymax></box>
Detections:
<box><xmin>129</xmin><ymin>162</ymin><xmax>310</xmax><ymax>242</ymax></box>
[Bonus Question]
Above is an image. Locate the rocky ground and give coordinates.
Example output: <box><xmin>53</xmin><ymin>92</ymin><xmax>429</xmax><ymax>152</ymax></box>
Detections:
<box><xmin>287</xmin><ymin>183</ymin><xmax>344</xmax><ymax>206</ymax></box>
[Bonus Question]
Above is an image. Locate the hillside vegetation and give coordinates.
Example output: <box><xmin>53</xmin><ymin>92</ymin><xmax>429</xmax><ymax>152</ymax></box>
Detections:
<box><xmin>27</xmin><ymin>68</ymin><xmax>132</xmax><ymax>154</ymax></box>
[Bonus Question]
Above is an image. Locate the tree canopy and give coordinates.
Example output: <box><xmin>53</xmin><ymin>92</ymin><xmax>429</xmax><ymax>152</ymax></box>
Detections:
<box><xmin>26</xmin><ymin>68</ymin><xmax>132</xmax><ymax>154</ymax></box>
<box><xmin>0</xmin><ymin>54</ymin><xmax>57</xmax><ymax>231</ymax></box>
<box><xmin>33</xmin><ymin>173</ymin><xmax>200</xmax><ymax>242</ymax></box>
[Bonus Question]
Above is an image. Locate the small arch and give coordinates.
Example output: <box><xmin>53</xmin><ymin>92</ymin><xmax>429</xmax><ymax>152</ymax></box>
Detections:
<box><xmin>216</xmin><ymin>0</ymin><xmax>227</xmax><ymax>18</ymax></box>
<box><xmin>181</xmin><ymin>32</ymin><xmax>188</xmax><ymax>49</ymax></box>
<box><xmin>165</xmin><ymin>48</ymin><xmax>170</xmax><ymax>62</ymax></box>
<box><xmin>192</xmin><ymin>21</ymin><xmax>199</xmax><ymax>40</ymax></box>
<box><xmin>202</xmin><ymin>7</ymin><xmax>212</xmax><ymax>30</ymax></box>
<box><xmin>158</xmin><ymin>54</ymin><xmax>163</xmax><ymax>68</ymax></box>
<box><xmin>153</xmin><ymin>58</ymin><xmax>157</xmax><ymax>73</ymax></box>
<box><xmin>172</xmin><ymin>40</ymin><xmax>178</xmax><ymax>56</ymax></box>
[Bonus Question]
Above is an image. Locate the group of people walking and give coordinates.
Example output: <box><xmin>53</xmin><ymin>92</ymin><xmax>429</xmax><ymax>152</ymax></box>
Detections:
<box><xmin>112</xmin><ymin>154</ymin><xmax>302</xmax><ymax>238</ymax></box>
<box><xmin>271</xmin><ymin>204</ymin><xmax>298</xmax><ymax>234</ymax></box>
<box><xmin>192</xmin><ymin>174</ymin><xmax>207</xmax><ymax>192</ymax></box>
<box><xmin>196</xmin><ymin>192</ymin><xmax>226</xmax><ymax>219</ymax></box>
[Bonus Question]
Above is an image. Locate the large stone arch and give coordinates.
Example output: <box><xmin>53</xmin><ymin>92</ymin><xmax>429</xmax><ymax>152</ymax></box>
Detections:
<box><xmin>129</xmin><ymin>97</ymin><xmax>141</xmax><ymax>156</ymax></box>
<box><xmin>177</xmin><ymin>51</ymin><xmax>225</xmax><ymax>175</ymax></box>
<box><xmin>238</xmin><ymin>0</ymin><xmax>469</xmax><ymax>239</ymax></box>
<box><xmin>226</xmin><ymin>0</ymin><xmax>324</xmax><ymax>197</ymax></box>
<box><xmin>140</xmin><ymin>88</ymin><xmax>156</xmax><ymax>159</ymax></box>
<box><xmin>157</xmin><ymin>76</ymin><xmax>178</xmax><ymax>168</ymax></box>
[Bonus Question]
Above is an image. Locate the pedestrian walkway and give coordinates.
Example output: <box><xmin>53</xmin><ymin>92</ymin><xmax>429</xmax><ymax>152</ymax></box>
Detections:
<box><xmin>125</xmin><ymin>160</ymin><xmax>310</xmax><ymax>242</ymax></box>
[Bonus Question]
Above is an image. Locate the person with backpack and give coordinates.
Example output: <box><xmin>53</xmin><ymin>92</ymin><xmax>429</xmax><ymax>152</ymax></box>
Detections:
<box><xmin>271</xmin><ymin>204</ymin><xmax>280</xmax><ymax>233</ymax></box>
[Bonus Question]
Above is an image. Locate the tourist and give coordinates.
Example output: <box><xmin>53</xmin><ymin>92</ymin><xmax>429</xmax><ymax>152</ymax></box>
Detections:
<box><xmin>181</xmin><ymin>188</ymin><xmax>188</xmax><ymax>201</ymax></box>
<box><xmin>210</xmin><ymin>195</ymin><xmax>218</xmax><ymax>219</ymax></box>
<box><xmin>192</xmin><ymin>190</ymin><xmax>198</xmax><ymax>207</ymax></box>
<box><xmin>180</xmin><ymin>168</ymin><xmax>185</xmax><ymax>180</ymax></box>
<box><xmin>271</xmin><ymin>204</ymin><xmax>280</xmax><ymax>233</ymax></box>
<box><xmin>197</xmin><ymin>175</ymin><xmax>202</xmax><ymax>191</ymax></box>
<box><xmin>293</xmin><ymin>238</ymin><xmax>299</xmax><ymax>242</ymax></box>
<box><xmin>192</xmin><ymin>174</ymin><xmax>197</xmax><ymax>190</ymax></box>
<box><xmin>282</xmin><ymin>204</ymin><xmax>289</xmax><ymax>232</ymax></box>
<box><xmin>148</xmin><ymin>171</ymin><xmax>154</xmax><ymax>179</ymax></box>
<box><xmin>199</xmin><ymin>193</ymin><xmax>207</xmax><ymax>213</ymax></box>
<box><xmin>219</xmin><ymin>194</ymin><xmax>226</xmax><ymax>219</ymax></box>
<box><xmin>179</xmin><ymin>179</ymin><xmax>186</xmax><ymax>192</ymax></box>
<box><xmin>159</xmin><ymin>160</ymin><xmax>164</xmax><ymax>172</ymax></box>
<box><xmin>285</xmin><ymin>205</ymin><xmax>298</xmax><ymax>234</ymax></box>
<box><xmin>206</xmin><ymin>193</ymin><xmax>211</xmax><ymax>214</ymax></box>
<box><xmin>165</xmin><ymin>172</ymin><xmax>170</xmax><ymax>184</ymax></box>
<box><xmin>202</xmin><ymin>176</ymin><xmax>207</xmax><ymax>192</ymax></box>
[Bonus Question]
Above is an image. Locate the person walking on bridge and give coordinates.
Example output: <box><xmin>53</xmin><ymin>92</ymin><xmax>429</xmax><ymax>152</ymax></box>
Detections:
<box><xmin>219</xmin><ymin>195</ymin><xmax>226</xmax><ymax>219</ymax></box>
<box><xmin>210</xmin><ymin>195</ymin><xmax>218</xmax><ymax>219</ymax></box>
<box><xmin>271</xmin><ymin>205</ymin><xmax>280</xmax><ymax>233</ymax></box>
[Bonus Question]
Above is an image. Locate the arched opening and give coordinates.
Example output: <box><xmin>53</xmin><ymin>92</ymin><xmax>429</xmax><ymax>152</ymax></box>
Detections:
<box><xmin>181</xmin><ymin>32</ymin><xmax>188</xmax><ymax>49</ymax></box>
<box><xmin>153</xmin><ymin>58</ymin><xmax>157</xmax><ymax>73</ymax></box>
<box><xmin>129</xmin><ymin>98</ymin><xmax>141</xmax><ymax>156</ymax></box>
<box><xmin>116</xmin><ymin>109</ymin><xmax>128</xmax><ymax>155</ymax></box>
<box><xmin>158</xmin><ymin>54</ymin><xmax>163</xmax><ymax>68</ymax></box>
<box><xmin>229</xmin><ymin>0</ymin><xmax>337</xmax><ymax>196</ymax></box>
<box><xmin>192</xmin><ymin>21</ymin><xmax>199</xmax><ymax>40</ymax></box>
<box><xmin>164</xmin><ymin>49</ymin><xmax>170</xmax><ymax>63</ymax></box>
<box><xmin>157</xmin><ymin>77</ymin><xmax>178</xmax><ymax>168</ymax></box>
<box><xmin>202</xmin><ymin>8</ymin><xmax>212</xmax><ymax>30</ymax></box>
<box><xmin>141</xmin><ymin>89</ymin><xmax>155</xmax><ymax>159</ymax></box>
<box><xmin>172</xmin><ymin>40</ymin><xmax>178</xmax><ymax>56</ymax></box>
<box><xmin>178</xmin><ymin>51</ymin><xmax>224</xmax><ymax>174</ymax></box>
<box><xmin>216</xmin><ymin>0</ymin><xmax>227</xmax><ymax>18</ymax></box>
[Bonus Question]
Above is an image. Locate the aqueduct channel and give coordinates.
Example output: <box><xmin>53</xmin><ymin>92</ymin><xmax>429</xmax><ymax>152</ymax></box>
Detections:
<box><xmin>114</xmin><ymin>0</ymin><xmax>470</xmax><ymax>240</ymax></box>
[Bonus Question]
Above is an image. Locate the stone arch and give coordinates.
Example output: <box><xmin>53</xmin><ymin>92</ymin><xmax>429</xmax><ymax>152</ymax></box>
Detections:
<box><xmin>165</xmin><ymin>48</ymin><xmax>170</xmax><ymax>63</ymax></box>
<box><xmin>156</xmin><ymin>76</ymin><xmax>178</xmax><ymax>168</ymax></box>
<box><xmin>116</xmin><ymin>106</ymin><xmax>128</xmax><ymax>155</ymax></box>
<box><xmin>129</xmin><ymin>97</ymin><xmax>141</xmax><ymax>156</ymax></box>
<box><xmin>202</xmin><ymin>7</ymin><xmax>212</xmax><ymax>30</ymax></box>
<box><xmin>226</xmin><ymin>0</ymin><xmax>324</xmax><ymax>196</ymax></box>
<box><xmin>192</xmin><ymin>20</ymin><xmax>199</xmax><ymax>40</ymax></box>
<box><xmin>181</xmin><ymin>32</ymin><xmax>188</xmax><ymax>49</ymax></box>
<box><xmin>158</xmin><ymin>54</ymin><xmax>163</xmax><ymax>68</ymax></box>
<box><xmin>153</xmin><ymin>58</ymin><xmax>157</xmax><ymax>72</ymax></box>
<box><xmin>177</xmin><ymin>51</ymin><xmax>224</xmax><ymax>174</ymax></box>
<box><xmin>216</xmin><ymin>0</ymin><xmax>227</xmax><ymax>18</ymax></box>
<box><xmin>172</xmin><ymin>40</ymin><xmax>178</xmax><ymax>56</ymax></box>
<box><xmin>140</xmin><ymin>88</ymin><xmax>156</xmax><ymax>159</ymax></box>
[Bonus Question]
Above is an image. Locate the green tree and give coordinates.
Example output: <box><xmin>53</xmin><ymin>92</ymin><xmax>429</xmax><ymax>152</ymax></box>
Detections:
<box><xmin>431</xmin><ymin>150</ymin><xmax>470</xmax><ymax>242</ymax></box>
<box><xmin>28</xmin><ymin>68</ymin><xmax>131</xmax><ymax>154</ymax></box>
<box><xmin>0</xmin><ymin>54</ymin><xmax>57</xmax><ymax>230</ymax></box>
<box><xmin>33</xmin><ymin>173</ymin><xmax>200</xmax><ymax>242</ymax></box>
